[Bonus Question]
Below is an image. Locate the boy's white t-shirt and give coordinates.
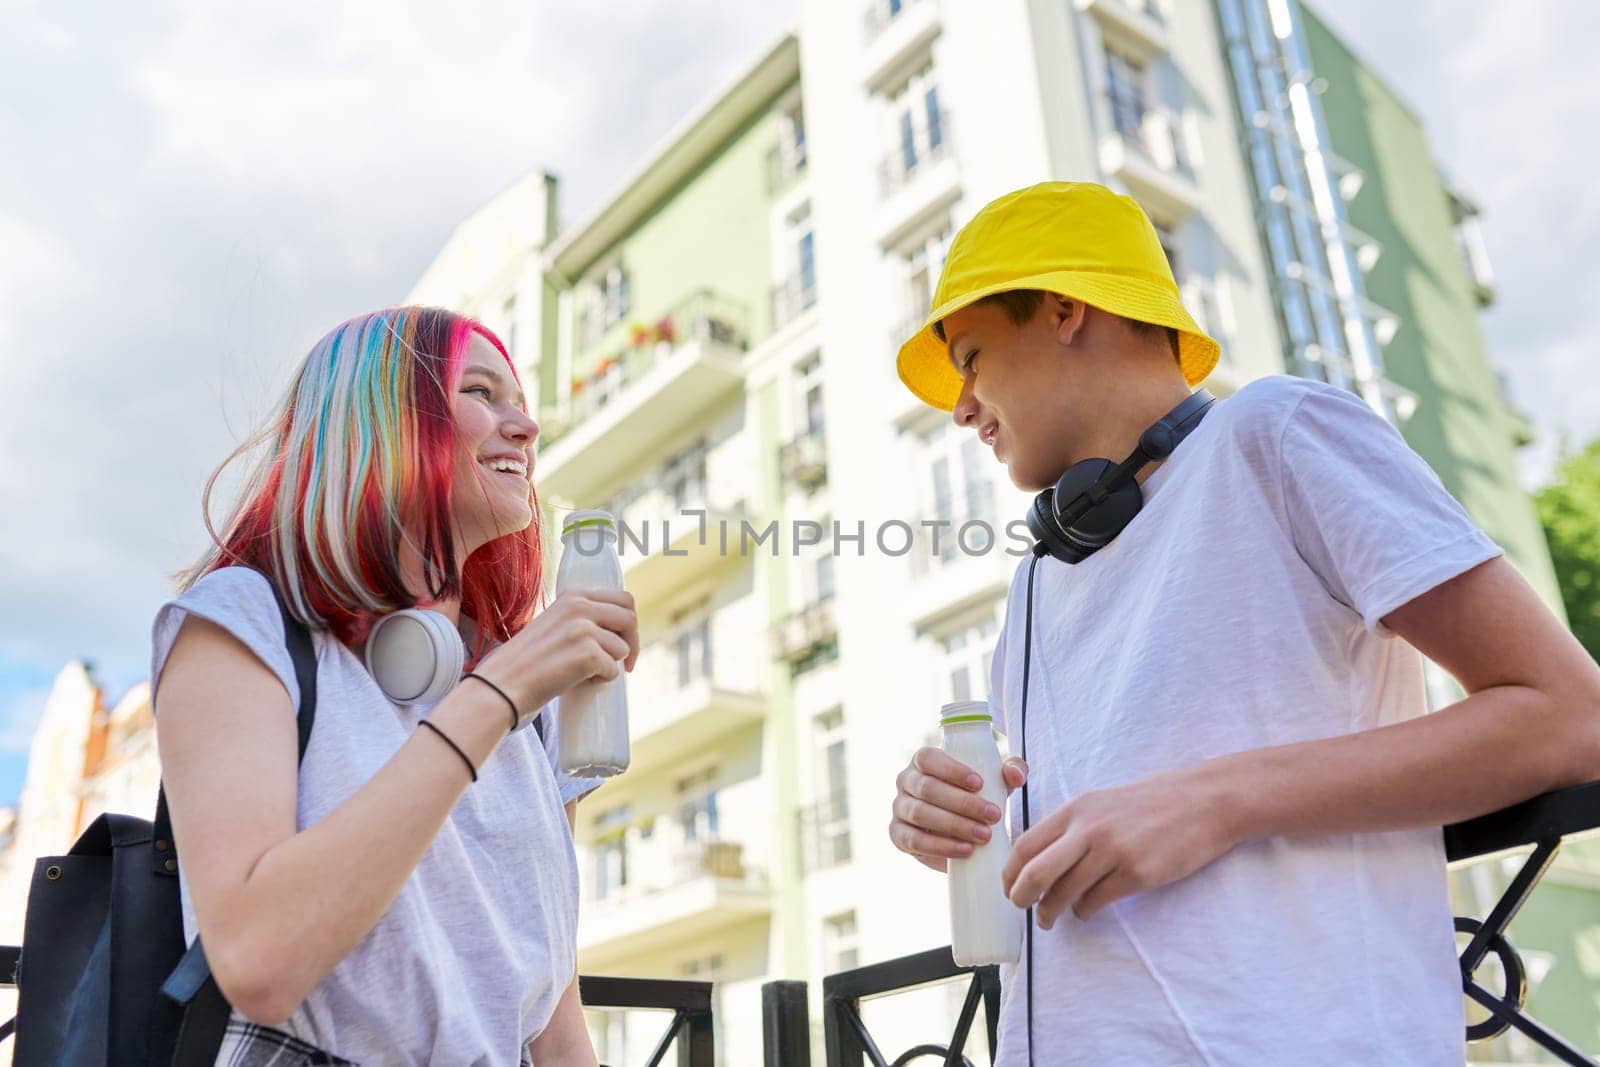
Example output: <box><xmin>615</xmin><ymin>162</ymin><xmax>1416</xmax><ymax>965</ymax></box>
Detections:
<box><xmin>988</xmin><ymin>375</ymin><xmax>1500</xmax><ymax>1065</ymax></box>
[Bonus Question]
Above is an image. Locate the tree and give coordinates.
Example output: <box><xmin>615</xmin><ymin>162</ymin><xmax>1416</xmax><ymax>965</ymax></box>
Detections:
<box><xmin>1536</xmin><ymin>436</ymin><xmax>1600</xmax><ymax>663</ymax></box>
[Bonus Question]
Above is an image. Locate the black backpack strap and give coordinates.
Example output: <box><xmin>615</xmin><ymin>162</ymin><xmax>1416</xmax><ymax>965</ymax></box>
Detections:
<box><xmin>162</xmin><ymin>569</ymin><xmax>320</xmax><ymax>1063</ymax></box>
<box><xmin>151</xmin><ymin>571</ymin><xmax>319</xmax><ymax>872</ymax></box>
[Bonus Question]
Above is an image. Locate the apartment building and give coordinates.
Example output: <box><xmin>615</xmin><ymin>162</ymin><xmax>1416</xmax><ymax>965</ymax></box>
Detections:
<box><xmin>396</xmin><ymin>1</ymin><xmax>1578</xmax><ymax>1062</ymax></box>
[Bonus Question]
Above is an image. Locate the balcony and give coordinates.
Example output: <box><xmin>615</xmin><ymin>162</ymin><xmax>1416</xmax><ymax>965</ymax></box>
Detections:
<box><xmin>877</xmin><ymin>113</ymin><xmax>961</xmax><ymax>249</ymax></box>
<box><xmin>536</xmin><ymin>289</ymin><xmax>749</xmax><ymax>502</ymax></box>
<box><xmin>1077</xmin><ymin>0</ymin><xmax>1168</xmax><ymax>63</ymax></box>
<box><xmin>797</xmin><ymin>790</ymin><xmax>853</xmax><ymax>874</ymax></box>
<box><xmin>624</xmin><ymin>639</ymin><xmax>767</xmax><ymax>779</ymax></box>
<box><xmin>767</xmin><ymin>142</ymin><xmax>809</xmax><ymax>195</ymax></box>
<box><xmin>778</xmin><ymin>430</ymin><xmax>828</xmax><ymax>493</ymax></box>
<box><xmin>906</xmin><ymin>513</ymin><xmax>1011</xmax><ymax>634</ymax></box>
<box><xmin>1099</xmin><ymin>98</ymin><xmax>1202</xmax><ymax>224</ymax></box>
<box><xmin>610</xmin><ymin>492</ymin><xmax>754</xmax><ymax>607</ymax></box>
<box><xmin>579</xmin><ymin>831</ymin><xmax>771</xmax><ymax>968</ymax></box>
<box><xmin>773</xmin><ymin>597</ymin><xmax>838</xmax><ymax>666</ymax></box>
<box><xmin>772</xmin><ymin>273</ymin><xmax>818</xmax><ymax>332</ymax></box>
<box><xmin>861</xmin><ymin>0</ymin><xmax>941</xmax><ymax>94</ymax></box>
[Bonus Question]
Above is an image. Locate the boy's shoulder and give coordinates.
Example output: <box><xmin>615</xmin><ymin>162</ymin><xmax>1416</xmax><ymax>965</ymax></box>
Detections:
<box><xmin>1214</xmin><ymin>373</ymin><xmax>1328</xmax><ymax>425</ymax></box>
<box><xmin>1207</xmin><ymin>374</ymin><xmax>1354</xmax><ymax>455</ymax></box>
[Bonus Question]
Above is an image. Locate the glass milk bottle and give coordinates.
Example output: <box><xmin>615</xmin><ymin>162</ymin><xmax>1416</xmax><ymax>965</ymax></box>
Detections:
<box><xmin>555</xmin><ymin>510</ymin><xmax>630</xmax><ymax>777</ymax></box>
<box><xmin>941</xmin><ymin>700</ymin><xmax>1023</xmax><ymax>966</ymax></box>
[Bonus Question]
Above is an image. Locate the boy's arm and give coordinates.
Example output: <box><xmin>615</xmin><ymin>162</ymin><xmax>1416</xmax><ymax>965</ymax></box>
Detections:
<box><xmin>1003</xmin><ymin>555</ymin><xmax>1600</xmax><ymax>928</ymax></box>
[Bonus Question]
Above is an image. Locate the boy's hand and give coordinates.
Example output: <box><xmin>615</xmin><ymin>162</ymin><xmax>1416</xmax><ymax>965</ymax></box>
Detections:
<box><xmin>1002</xmin><ymin>764</ymin><xmax>1239</xmax><ymax>927</ymax></box>
<box><xmin>889</xmin><ymin>748</ymin><xmax>1029</xmax><ymax>872</ymax></box>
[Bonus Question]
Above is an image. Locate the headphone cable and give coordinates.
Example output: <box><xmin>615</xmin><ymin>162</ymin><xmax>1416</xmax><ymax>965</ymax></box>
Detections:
<box><xmin>1020</xmin><ymin>549</ymin><xmax>1042</xmax><ymax>1066</ymax></box>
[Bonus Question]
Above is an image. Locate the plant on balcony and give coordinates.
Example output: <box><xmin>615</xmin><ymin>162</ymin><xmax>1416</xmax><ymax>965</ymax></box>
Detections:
<box><xmin>652</xmin><ymin>316</ymin><xmax>675</xmax><ymax>344</ymax></box>
<box><xmin>570</xmin><ymin>378</ymin><xmax>585</xmax><ymax>396</ymax></box>
<box><xmin>628</xmin><ymin>322</ymin><xmax>651</xmax><ymax>347</ymax></box>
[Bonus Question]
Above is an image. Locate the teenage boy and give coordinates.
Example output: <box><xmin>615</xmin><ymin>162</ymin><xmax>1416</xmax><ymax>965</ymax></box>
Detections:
<box><xmin>887</xmin><ymin>181</ymin><xmax>1600</xmax><ymax>1064</ymax></box>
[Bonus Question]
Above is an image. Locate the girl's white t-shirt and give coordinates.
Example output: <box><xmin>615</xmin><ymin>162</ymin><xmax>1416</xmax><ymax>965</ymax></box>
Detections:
<box><xmin>151</xmin><ymin>567</ymin><xmax>599</xmax><ymax>1065</ymax></box>
<box><xmin>989</xmin><ymin>375</ymin><xmax>1499</xmax><ymax>1065</ymax></box>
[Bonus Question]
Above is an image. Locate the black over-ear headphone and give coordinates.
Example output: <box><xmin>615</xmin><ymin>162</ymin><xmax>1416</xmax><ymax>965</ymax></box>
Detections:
<box><xmin>1024</xmin><ymin>389</ymin><xmax>1216</xmax><ymax>564</ymax></box>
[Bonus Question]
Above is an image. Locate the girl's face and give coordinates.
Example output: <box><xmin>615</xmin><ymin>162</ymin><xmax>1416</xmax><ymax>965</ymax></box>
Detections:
<box><xmin>450</xmin><ymin>332</ymin><xmax>539</xmax><ymax>556</ymax></box>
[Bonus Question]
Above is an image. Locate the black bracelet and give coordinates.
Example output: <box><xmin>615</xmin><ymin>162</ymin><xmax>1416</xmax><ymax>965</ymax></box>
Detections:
<box><xmin>417</xmin><ymin>719</ymin><xmax>478</xmax><ymax>782</ymax></box>
<box><xmin>462</xmin><ymin>672</ymin><xmax>520</xmax><ymax>732</ymax></box>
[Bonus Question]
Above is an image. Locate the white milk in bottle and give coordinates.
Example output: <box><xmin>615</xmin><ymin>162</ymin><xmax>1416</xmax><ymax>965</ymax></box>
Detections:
<box><xmin>940</xmin><ymin>700</ymin><xmax>1023</xmax><ymax>966</ymax></box>
<box><xmin>554</xmin><ymin>510</ymin><xmax>630</xmax><ymax>777</ymax></box>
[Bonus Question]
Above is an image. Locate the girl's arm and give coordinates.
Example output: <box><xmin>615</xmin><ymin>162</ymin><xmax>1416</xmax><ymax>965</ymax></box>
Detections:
<box><xmin>158</xmin><ymin>615</ymin><xmax>514</xmax><ymax>1025</ymax></box>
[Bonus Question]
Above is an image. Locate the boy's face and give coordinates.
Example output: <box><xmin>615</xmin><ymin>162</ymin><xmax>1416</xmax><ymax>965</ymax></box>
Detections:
<box><xmin>943</xmin><ymin>296</ymin><xmax>1099</xmax><ymax>493</ymax></box>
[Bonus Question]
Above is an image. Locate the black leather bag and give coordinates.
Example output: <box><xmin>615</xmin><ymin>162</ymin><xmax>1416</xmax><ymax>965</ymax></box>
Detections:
<box><xmin>3</xmin><ymin>575</ymin><xmax>318</xmax><ymax>1065</ymax></box>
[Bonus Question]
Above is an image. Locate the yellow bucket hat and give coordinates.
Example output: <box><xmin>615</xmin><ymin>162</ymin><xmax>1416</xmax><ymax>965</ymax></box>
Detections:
<box><xmin>896</xmin><ymin>181</ymin><xmax>1221</xmax><ymax>411</ymax></box>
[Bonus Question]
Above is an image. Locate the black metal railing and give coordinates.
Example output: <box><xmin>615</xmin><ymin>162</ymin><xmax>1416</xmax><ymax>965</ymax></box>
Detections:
<box><xmin>823</xmin><ymin>947</ymin><xmax>999</xmax><ymax>1067</ymax></box>
<box><xmin>580</xmin><ymin>975</ymin><xmax>715</xmax><ymax>1067</ymax></box>
<box><xmin>7</xmin><ymin>782</ymin><xmax>1600</xmax><ymax>1064</ymax></box>
<box><xmin>1442</xmin><ymin>779</ymin><xmax>1600</xmax><ymax>1064</ymax></box>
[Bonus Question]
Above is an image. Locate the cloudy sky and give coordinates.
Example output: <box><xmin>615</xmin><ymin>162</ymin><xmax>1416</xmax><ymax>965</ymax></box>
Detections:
<box><xmin>1</xmin><ymin>1</ymin><xmax>1594</xmax><ymax>807</ymax></box>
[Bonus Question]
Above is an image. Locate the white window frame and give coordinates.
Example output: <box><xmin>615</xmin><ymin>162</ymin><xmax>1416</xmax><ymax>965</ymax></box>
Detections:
<box><xmin>900</xmin><ymin>220</ymin><xmax>953</xmax><ymax>336</ymax></box>
<box><xmin>919</xmin><ymin>423</ymin><xmax>997</xmax><ymax>564</ymax></box>
<box><xmin>885</xmin><ymin>62</ymin><xmax>945</xmax><ymax>182</ymax></box>
<box><xmin>937</xmin><ymin>609</ymin><xmax>1001</xmax><ymax>706</ymax></box>
<box><xmin>813</xmin><ymin>707</ymin><xmax>851</xmax><ymax>868</ymax></box>
<box><xmin>823</xmin><ymin>909</ymin><xmax>861</xmax><ymax>972</ymax></box>
<box><xmin>792</xmin><ymin>352</ymin><xmax>825</xmax><ymax>440</ymax></box>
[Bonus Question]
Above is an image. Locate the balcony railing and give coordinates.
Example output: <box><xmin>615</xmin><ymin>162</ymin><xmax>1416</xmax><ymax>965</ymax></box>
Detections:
<box><xmin>579</xmin><ymin>976</ymin><xmax>715</xmax><ymax>1066</ymax></box>
<box><xmin>879</xmin><ymin>112</ymin><xmax>954</xmax><ymax>199</ymax></box>
<box><xmin>779</xmin><ymin>430</ymin><xmax>828</xmax><ymax>492</ymax></box>
<box><xmin>548</xmin><ymin>289</ymin><xmax>748</xmax><ymax>446</ymax></box>
<box><xmin>862</xmin><ymin>0</ymin><xmax>924</xmax><ymax>42</ymax></box>
<box><xmin>767</xmin><ymin>142</ymin><xmax>809</xmax><ymax>194</ymax></box>
<box><xmin>773</xmin><ymin>274</ymin><xmax>819</xmax><ymax>330</ymax></box>
<box><xmin>8</xmin><ymin>784</ymin><xmax>1600</xmax><ymax>1062</ymax></box>
<box><xmin>536</xmin><ymin>288</ymin><xmax>749</xmax><ymax>500</ymax></box>
<box><xmin>773</xmin><ymin>597</ymin><xmax>838</xmax><ymax>666</ymax></box>
<box><xmin>579</xmin><ymin>828</ymin><xmax>771</xmax><ymax>966</ymax></box>
<box><xmin>623</xmin><ymin>637</ymin><xmax>766</xmax><ymax>774</ymax></box>
<box><xmin>797</xmin><ymin>790</ymin><xmax>853</xmax><ymax>874</ymax></box>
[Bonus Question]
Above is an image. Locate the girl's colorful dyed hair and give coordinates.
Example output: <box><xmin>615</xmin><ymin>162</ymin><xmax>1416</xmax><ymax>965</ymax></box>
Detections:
<box><xmin>181</xmin><ymin>306</ymin><xmax>543</xmax><ymax>661</ymax></box>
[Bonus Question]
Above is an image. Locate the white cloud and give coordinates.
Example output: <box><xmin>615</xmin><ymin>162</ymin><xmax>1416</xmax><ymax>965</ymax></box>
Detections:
<box><xmin>0</xmin><ymin>2</ymin><xmax>793</xmax><ymax>716</ymax></box>
<box><xmin>1307</xmin><ymin>0</ymin><xmax>1600</xmax><ymax>489</ymax></box>
<box><xmin>1</xmin><ymin>0</ymin><xmax>1591</xmax><ymax>769</ymax></box>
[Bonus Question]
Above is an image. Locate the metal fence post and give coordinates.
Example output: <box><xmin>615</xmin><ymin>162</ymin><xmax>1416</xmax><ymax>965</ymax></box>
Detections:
<box><xmin>763</xmin><ymin>980</ymin><xmax>812</xmax><ymax>1067</ymax></box>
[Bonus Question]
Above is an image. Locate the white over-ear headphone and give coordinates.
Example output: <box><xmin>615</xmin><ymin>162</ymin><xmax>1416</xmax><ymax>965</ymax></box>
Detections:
<box><xmin>364</xmin><ymin>608</ymin><xmax>464</xmax><ymax>706</ymax></box>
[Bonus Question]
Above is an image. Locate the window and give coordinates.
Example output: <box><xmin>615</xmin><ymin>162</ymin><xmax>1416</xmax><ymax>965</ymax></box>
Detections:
<box><xmin>583</xmin><ymin>261</ymin><xmax>630</xmax><ymax>347</ymax></box>
<box><xmin>676</xmin><ymin>767</ymin><xmax>720</xmax><ymax>842</ymax></box>
<box><xmin>799</xmin><ymin>230</ymin><xmax>817</xmax><ymax>297</ymax></box>
<box><xmin>681</xmin><ymin>952</ymin><xmax>725</xmax><ymax>978</ymax></box>
<box><xmin>782</xmin><ymin>101</ymin><xmax>808</xmax><ymax>177</ymax></box>
<box><xmin>1153</xmin><ymin>222</ymin><xmax>1183</xmax><ymax>284</ymax></box>
<box><xmin>1105</xmin><ymin>48</ymin><xmax>1148</xmax><ymax>142</ymax></box>
<box><xmin>592</xmin><ymin>804</ymin><xmax>631</xmax><ymax>901</ymax></box>
<box><xmin>502</xmin><ymin>294</ymin><xmax>518</xmax><ymax>360</ymax></box>
<box><xmin>590</xmin><ymin>1010</ymin><xmax>627</xmax><ymax>1065</ymax></box>
<box><xmin>903</xmin><ymin>225</ymin><xmax>952</xmax><ymax>326</ymax></box>
<box><xmin>921</xmin><ymin>423</ymin><xmax>996</xmax><ymax>564</ymax></box>
<box><xmin>662</xmin><ymin>440</ymin><xmax>708</xmax><ymax>512</ymax></box>
<box><xmin>813</xmin><ymin>707</ymin><xmax>851</xmax><ymax>867</ymax></box>
<box><xmin>796</xmin><ymin>353</ymin><xmax>825</xmax><ymax>438</ymax></box>
<box><xmin>824</xmin><ymin>910</ymin><xmax>860</xmax><ymax>973</ymax></box>
<box><xmin>669</xmin><ymin>602</ymin><xmax>713</xmax><ymax>689</ymax></box>
<box><xmin>815</xmin><ymin>552</ymin><xmax>835</xmax><ymax>604</ymax></box>
<box><xmin>938</xmin><ymin>610</ymin><xmax>1000</xmax><ymax>705</ymax></box>
<box><xmin>778</xmin><ymin>203</ymin><xmax>818</xmax><ymax>326</ymax></box>
<box><xmin>884</xmin><ymin>64</ymin><xmax>945</xmax><ymax>190</ymax></box>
